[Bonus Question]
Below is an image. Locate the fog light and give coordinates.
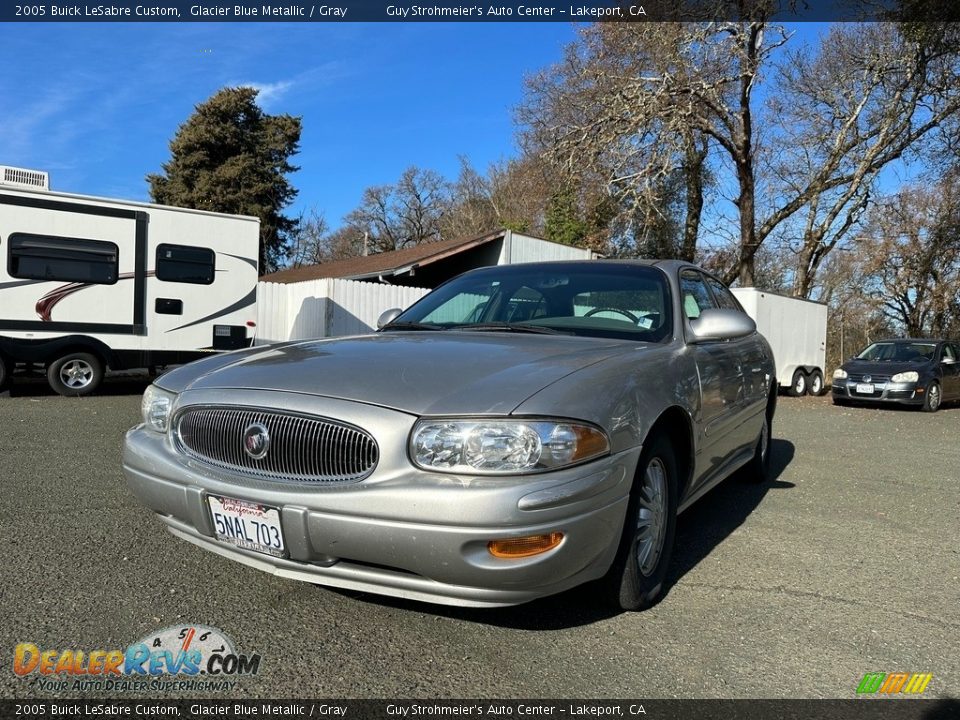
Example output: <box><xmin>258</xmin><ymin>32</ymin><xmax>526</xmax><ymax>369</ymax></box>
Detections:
<box><xmin>487</xmin><ymin>533</ymin><xmax>564</xmax><ymax>558</ymax></box>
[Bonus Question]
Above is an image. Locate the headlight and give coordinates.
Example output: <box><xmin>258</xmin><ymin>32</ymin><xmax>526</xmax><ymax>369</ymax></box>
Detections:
<box><xmin>891</xmin><ymin>371</ymin><xmax>919</xmax><ymax>383</ymax></box>
<box><xmin>410</xmin><ymin>419</ymin><xmax>610</xmax><ymax>475</ymax></box>
<box><xmin>141</xmin><ymin>385</ymin><xmax>176</xmax><ymax>433</ymax></box>
<box><xmin>833</xmin><ymin>368</ymin><xmax>848</xmax><ymax>380</ymax></box>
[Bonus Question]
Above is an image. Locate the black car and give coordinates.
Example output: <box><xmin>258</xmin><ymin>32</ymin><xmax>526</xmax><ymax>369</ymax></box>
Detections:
<box><xmin>832</xmin><ymin>338</ymin><xmax>960</xmax><ymax>412</ymax></box>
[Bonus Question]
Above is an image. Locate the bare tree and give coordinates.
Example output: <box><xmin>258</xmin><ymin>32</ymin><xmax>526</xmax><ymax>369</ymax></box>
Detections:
<box><xmin>287</xmin><ymin>207</ymin><xmax>330</xmax><ymax>268</ymax></box>
<box><xmin>768</xmin><ymin>23</ymin><xmax>960</xmax><ymax>297</ymax></box>
<box><xmin>853</xmin><ymin>178</ymin><xmax>960</xmax><ymax>336</ymax></box>
<box><xmin>344</xmin><ymin>166</ymin><xmax>450</xmax><ymax>253</ymax></box>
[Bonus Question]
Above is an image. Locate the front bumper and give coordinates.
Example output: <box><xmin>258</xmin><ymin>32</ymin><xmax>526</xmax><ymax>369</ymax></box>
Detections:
<box><xmin>122</xmin><ymin>392</ymin><xmax>639</xmax><ymax>607</ymax></box>
<box><xmin>832</xmin><ymin>380</ymin><xmax>925</xmax><ymax>405</ymax></box>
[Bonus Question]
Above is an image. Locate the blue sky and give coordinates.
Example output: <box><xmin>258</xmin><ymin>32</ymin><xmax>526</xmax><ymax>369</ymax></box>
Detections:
<box><xmin>0</xmin><ymin>23</ymin><xmax>577</xmax><ymax>225</ymax></box>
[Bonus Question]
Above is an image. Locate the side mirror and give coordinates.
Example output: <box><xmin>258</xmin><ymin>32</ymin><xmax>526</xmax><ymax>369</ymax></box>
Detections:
<box><xmin>689</xmin><ymin>308</ymin><xmax>756</xmax><ymax>343</ymax></box>
<box><xmin>942</xmin><ymin>357</ymin><xmax>957</xmax><ymax>365</ymax></box>
<box><xmin>377</xmin><ymin>308</ymin><xmax>403</xmax><ymax>329</ymax></box>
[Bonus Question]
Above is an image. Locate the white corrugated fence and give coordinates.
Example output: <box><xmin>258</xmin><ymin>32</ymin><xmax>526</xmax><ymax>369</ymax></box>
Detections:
<box><xmin>256</xmin><ymin>278</ymin><xmax>429</xmax><ymax>344</ymax></box>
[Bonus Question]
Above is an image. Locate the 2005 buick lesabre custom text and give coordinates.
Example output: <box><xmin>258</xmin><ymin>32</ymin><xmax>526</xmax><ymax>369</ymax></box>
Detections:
<box><xmin>123</xmin><ymin>260</ymin><xmax>776</xmax><ymax>610</ymax></box>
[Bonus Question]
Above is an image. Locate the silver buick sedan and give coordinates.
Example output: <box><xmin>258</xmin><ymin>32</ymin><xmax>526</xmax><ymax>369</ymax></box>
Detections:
<box><xmin>123</xmin><ymin>260</ymin><xmax>776</xmax><ymax>610</ymax></box>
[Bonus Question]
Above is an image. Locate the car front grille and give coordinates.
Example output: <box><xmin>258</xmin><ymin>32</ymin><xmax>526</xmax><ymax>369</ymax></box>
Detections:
<box><xmin>174</xmin><ymin>406</ymin><xmax>378</xmax><ymax>483</ymax></box>
<box><xmin>848</xmin><ymin>374</ymin><xmax>891</xmax><ymax>383</ymax></box>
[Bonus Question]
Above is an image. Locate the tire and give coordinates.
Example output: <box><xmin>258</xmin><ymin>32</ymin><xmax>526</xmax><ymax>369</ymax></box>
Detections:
<box><xmin>787</xmin><ymin>369</ymin><xmax>807</xmax><ymax>397</ymax></box>
<box><xmin>922</xmin><ymin>381</ymin><xmax>942</xmax><ymax>413</ymax></box>
<box><xmin>0</xmin><ymin>354</ymin><xmax>8</xmax><ymax>391</ymax></box>
<box><xmin>807</xmin><ymin>369</ymin><xmax>825</xmax><ymax>396</ymax></box>
<box><xmin>744</xmin><ymin>411</ymin><xmax>772</xmax><ymax>483</ymax></box>
<box><xmin>602</xmin><ymin>434</ymin><xmax>678</xmax><ymax>611</ymax></box>
<box><xmin>47</xmin><ymin>352</ymin><xmax>103</xmax><ymax>397</ymax></box>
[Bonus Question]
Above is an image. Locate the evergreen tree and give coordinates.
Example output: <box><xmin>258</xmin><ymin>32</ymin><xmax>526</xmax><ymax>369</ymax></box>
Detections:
<box><xmin>147</xmin><ymin>87</ymin><xmax>301</xmax><ymax>273</ymax></box>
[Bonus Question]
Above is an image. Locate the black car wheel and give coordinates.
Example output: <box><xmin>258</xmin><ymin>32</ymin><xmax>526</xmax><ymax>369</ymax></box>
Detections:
<box><xmin>0</xmin><ymin>354</ymin><xmax>9</xmax><ymax>391</ymax></box>
<box><xmin>603</xmin><ymin>433</ymin><xmax>678</xmax><ymax>611</ymax></box>
<box><xmin>744</xmin><ymin>412</ymin><xmax>772</xmax><ymax>483</ymax></box>
<box><xmin>922</xmin><ymin>381</ymin><xmax>942</xmax><ymax>413</ymax></box>
<box><xmin>787</xmin><ymin>369</ymin><xmax>807</xmax><ymax>397</ymax></box>
<box><xmin>807</xmin><ymin>369</ymin><xmax>825</xmax><ymax>396</ymax></box>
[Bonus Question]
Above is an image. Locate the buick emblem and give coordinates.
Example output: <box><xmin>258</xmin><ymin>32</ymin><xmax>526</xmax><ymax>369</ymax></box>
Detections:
<box><xmin>863</xmin><ymin>375</ymin><xmax>872</xmax><ymax>383</ymax></box>
<box><xmin>243</xmin><ymin>423</ymin><xmax>270</xmax><ymax>460</ymax></box>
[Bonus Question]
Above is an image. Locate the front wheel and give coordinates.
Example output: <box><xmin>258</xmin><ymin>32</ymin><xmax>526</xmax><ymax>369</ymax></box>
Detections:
<box><xmin>602</xmin><ymin>434</ymin><xmax>678</xmax><ymax>611</ymax></box>
<box><xmin>47</xmin><ymin>352</ymin><xmax>103</xmax><ymax>397</ymax></box>
<box><xmin>922</xmin><ymin>381</ymin><xmax>942</xmax><ymax>413</ymax></box>
<box><xmin>744</xmin><ymin>413</ymin><xmax>772</xmax><ymax>483</ymax></box>
<box><xmin>787</xmin><ymin>369</ymin><xmax>807</xmax><ymax>397</ymax></box>
<box><xmin>807</xmin><ymin>369</ymin><xmax>825</xmax><ymax>396</ymax></box>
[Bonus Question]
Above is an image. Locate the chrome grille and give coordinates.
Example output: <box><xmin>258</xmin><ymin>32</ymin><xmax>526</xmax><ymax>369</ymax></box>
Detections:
<box><xmin>175</xmin><ymin>407</ymin><xmax>378</xmax><ymax>483</ymax></box>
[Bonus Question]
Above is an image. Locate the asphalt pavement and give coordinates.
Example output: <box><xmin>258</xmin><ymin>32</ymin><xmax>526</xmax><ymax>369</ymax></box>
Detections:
<box><xmin>1</xmin><ymin>381</ymin><xmax>957</xmax><ymax>699</ymax></box>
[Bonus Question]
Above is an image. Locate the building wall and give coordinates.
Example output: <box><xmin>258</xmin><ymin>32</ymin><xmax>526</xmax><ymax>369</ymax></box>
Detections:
<box><xmin>498</xmin><ymin>231</ymin><xmax>595</xmax><ymax>264</ymax></box>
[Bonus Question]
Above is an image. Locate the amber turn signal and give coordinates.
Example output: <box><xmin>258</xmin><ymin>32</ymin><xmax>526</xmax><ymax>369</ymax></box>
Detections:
<box><xmin>488</xmin><ymin>532</ymin><xmax>564</xmax><ymax>558</ymax></box>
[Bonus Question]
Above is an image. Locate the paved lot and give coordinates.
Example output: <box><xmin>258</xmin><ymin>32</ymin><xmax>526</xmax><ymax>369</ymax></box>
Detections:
<box><xmin>1</xmin><ymin>381</ymin><xmax>957</xmax><ymax>699</ymax></box>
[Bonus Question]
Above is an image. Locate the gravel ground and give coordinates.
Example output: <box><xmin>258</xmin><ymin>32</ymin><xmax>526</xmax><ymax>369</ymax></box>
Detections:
<box><xmin>0</xmin><ymin>382</ymin><xmax>957</xmax><ymax>700</ymax></box>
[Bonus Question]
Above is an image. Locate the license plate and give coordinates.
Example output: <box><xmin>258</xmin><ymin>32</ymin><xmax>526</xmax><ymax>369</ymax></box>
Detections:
<box><xmin>207</xmin><ymin>495</ymin><xmax>286</xmax><ymax>558</ymax></box>
<box><xmin>856</xmin><ymin>383</ymin><xmax>875</xmax><ymax>394</ymax></box>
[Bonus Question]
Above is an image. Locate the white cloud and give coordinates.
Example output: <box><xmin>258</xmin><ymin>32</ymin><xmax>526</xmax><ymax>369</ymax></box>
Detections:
<box><xmin>240</xmin><ymin>80</ymin><xmax>295</xmax><ymax>107</ymax></box>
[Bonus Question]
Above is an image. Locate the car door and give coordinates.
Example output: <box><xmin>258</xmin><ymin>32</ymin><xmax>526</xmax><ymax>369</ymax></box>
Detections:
<box><xmin>680</xmin><ymin>269</ymin><xmax>746</xmax><ymax>485</ymax></box>
<box><xmin>704</xmin><ymin>274</ymin><xmax>770</xmax><ymax>418</ymax></box>
<box><xmin>941</xmin><ymin>343</ymin><xmax>960</xmax><ymax>399</ymax></box>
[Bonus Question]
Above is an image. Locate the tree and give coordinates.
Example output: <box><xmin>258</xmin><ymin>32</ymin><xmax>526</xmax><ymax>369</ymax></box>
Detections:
<box><xmin>343</xmin><ymin>166</ymin><xmax>449</xmax><ymax>254</ymax></box>
<box><xmin>148</xmin><ymin>87</ymin><xmax>302</xmax><ymax>273</ymax></box>
<box><xmin>519</xmin><ymin>19</ymin><xmax>960</xmax><ymax>290</ymax></box>
<box><xmin>287</xmin><ymin>207</ymin><xmax>330</xmax><ymax>268</ymax></box>
<box><xmin>853</xmin><ymin>178</ymin><xmax>960</xmax><ymax>336</ymax></box>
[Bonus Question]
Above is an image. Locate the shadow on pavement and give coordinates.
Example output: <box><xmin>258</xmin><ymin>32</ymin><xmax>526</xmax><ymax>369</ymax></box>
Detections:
<box><xmin>334</xmin><ymin>438</ymin><xmax>797</xmax><ymax>630</ymax></box>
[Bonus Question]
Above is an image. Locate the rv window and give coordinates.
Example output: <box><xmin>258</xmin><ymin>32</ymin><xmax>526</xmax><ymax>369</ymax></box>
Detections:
<box><xmin>156</xmin><ymin>244</ymin><xmax>215</xmax><ymax>285</ymax></box>
<box><xmin>8</xmin><ymin>233</ymin><xmax>119</xmax><ymax>284</ymax></box>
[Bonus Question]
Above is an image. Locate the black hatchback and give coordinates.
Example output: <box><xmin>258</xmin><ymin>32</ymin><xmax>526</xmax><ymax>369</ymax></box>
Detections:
<box><xmin>832</xmin><ymin>339</ymin><xmax>960</xmax><ymax>412</ymax></box>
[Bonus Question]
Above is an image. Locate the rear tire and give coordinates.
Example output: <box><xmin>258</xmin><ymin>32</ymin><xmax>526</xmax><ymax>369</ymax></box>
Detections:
<box><xmin>47</xmin><ymin>352</ymin><xmax>103</xmax><ymax>397</ymax></box>
<box><xmin>602</xmin><ymin>434</ymin><xmax>678</xmax><ymax>611</ymax></box>
<box><xmin>787</xmin><ymin>369</ymin><xmax>807</xmax><ymax>397</ymax></box>
<box><xmin>922</xmin><ymin>381</ymin><xmax>942</xmax><ymax>413</ymax></box>
<box><xmin>807</xmin><ymin>369</ymin><xmax>825</xmax><ymax>396</ymax></box>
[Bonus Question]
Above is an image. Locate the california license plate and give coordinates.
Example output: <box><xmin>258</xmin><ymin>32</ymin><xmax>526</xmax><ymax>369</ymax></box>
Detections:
<box><xmin>856</xmin><ymin>383</ymin><xmax>875</xmax><ymax>394</ymax></box>
<box><xmin>207</xmin><ymin>495</ymin><xmax>286</xmax><ymax>558</ymax></box>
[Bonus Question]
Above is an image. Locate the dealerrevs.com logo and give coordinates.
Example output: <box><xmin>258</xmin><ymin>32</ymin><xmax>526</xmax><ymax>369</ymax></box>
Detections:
<box><xmin>13</xmin><ymin>625</ymin><xmax>261</xmax><ymax>693</ymax></box>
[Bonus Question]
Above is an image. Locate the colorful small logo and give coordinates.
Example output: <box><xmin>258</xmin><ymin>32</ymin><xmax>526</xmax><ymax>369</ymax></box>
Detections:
<box><xmin>857</xmin><ymin>672</ymin><xmax>933</xmax><ymax>695</ymax></box>
<box><xmin>13</xmin><ymin>625</ymin><xmax>261</xmax><ymax>693</ymax></box>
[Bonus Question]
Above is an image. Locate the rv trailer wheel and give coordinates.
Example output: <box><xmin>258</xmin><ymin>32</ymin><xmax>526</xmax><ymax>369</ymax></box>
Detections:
<box><xmin>47</xmin><ymin>352</ymin><xmax>103</xmax><ymax>397</ymax></box>
<box><xmin>807</xmin><ymin>369</ymin><xmax>825</xmax><ymax>396</ymax></box>
<box><xmin>787</xmin><ymin>369</ymin><xmax>807</xmax><ymax>397</ymax></box>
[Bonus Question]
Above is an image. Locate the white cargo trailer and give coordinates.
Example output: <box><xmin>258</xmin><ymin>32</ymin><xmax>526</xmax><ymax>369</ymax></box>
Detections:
<box><xmin>731</xmin><ymin>287</ymin><xmax>828</xmax><ymax>396</ymax></box>
<box><xmin>0</xmin><ymin>167</ymin><xmax>260</xmax><ymax>396</ymax></box>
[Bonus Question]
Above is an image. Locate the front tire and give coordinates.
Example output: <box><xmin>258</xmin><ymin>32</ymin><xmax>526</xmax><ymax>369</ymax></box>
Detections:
<box><xmin>922</xmin><ymin>381</ymin><xmax>942</xmax><ymax>413</ymax></box>
<box><xmin>787</xmin><ymin>369</ymin><xmax>807</xmax><ymax>397</ymax></box>
<box><xmin>47</xmin><ymin>352</ymin><xmax>103</xmax><ymax>397</ymax></box>
<box><xmin>807</xmin><ymin>369</ymin><xmax>825</xmax><ymax>396</ymax></box>
<box><xmin>745</xmin><ymin>412</ymin><xmax>772</xmax><ymax>483</ymax></box>
<box><xmin>603</xmin><ymin>434</ymin><xmax>678</xmax><ymax>611</ymax></box>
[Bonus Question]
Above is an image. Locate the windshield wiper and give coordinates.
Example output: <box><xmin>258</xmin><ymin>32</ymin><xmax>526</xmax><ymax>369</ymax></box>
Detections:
<box><xmin>380</xmin><ymin>321</ymin><xmax>444</xmax><ymax>332</ymax></box>
<box><xmin>448</xmin><ymin>322</ymin><xmax>571</xmax><ymax>336</ymax></box>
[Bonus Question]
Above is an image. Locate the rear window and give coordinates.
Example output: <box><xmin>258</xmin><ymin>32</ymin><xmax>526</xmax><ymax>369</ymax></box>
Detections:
<box><xmin>156</xmin><ymin>244</ymin><xmax>215</xmax><ymax>285</ymax></box>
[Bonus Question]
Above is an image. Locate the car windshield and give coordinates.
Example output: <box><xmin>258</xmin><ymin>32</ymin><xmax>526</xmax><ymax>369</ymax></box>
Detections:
<box><xmin>386</xmin><ymin>263</ymin><xmax>673</xmax><ymax>342</ymax></box>
<box><xmin>856</xmin><ymin>342</ymin><xmax>937</xmax><ymax>362</ymax></box>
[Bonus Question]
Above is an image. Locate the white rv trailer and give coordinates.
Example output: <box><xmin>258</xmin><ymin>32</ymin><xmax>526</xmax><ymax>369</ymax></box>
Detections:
<box><xmin>731</xmin><ymin>287</ymin><xmax>828</xmax><ymax>397</ymax></box>
<box><xmin>0</xmin><ymin>167</ymin><xmax>260</xmax><ymax>396</ymax></box>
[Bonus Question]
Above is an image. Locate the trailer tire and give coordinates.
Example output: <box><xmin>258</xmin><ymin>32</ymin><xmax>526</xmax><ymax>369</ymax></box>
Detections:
<box><xmin>47</xmin><ymin>352</ymin><xmax>103</xmax><ymax>397</ymax></box>
<box><xmin>787</xmin><ymin>369</ymin><xmax>807</xmax><ymax>397</ymax></box>
<box><xmin>807</xmin><ymin>369</ymin><xmax>825</xmax><ymax>396</ymax></box>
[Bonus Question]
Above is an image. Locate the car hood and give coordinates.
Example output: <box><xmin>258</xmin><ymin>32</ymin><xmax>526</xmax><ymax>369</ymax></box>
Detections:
<box><xmin>163</xmin><ymin>332</ymin><xmax>640</xmax><ymax>415</ymax></box>
<box><xmin>842</xmin><ymin>359</ymin><xmax>930</xmax><ymax>376</ymax></box>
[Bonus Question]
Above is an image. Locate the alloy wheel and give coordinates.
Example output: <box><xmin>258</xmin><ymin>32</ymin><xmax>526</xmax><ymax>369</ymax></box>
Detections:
<box><xmin>60</xmin><ymin>359</ymin><xmax>94</xmax><ymax>389</ymax></box>
<box><xmin>636</xmin><ymin>457</ymin><xmax>668</xmax><ymax>577</ymax></box>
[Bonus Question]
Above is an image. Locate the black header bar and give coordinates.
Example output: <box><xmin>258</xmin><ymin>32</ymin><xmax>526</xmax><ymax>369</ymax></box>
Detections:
<box><xmin>3</xmin><ymin>1</ymin><xmax>959</xmax><ymax>23</ymax></box>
